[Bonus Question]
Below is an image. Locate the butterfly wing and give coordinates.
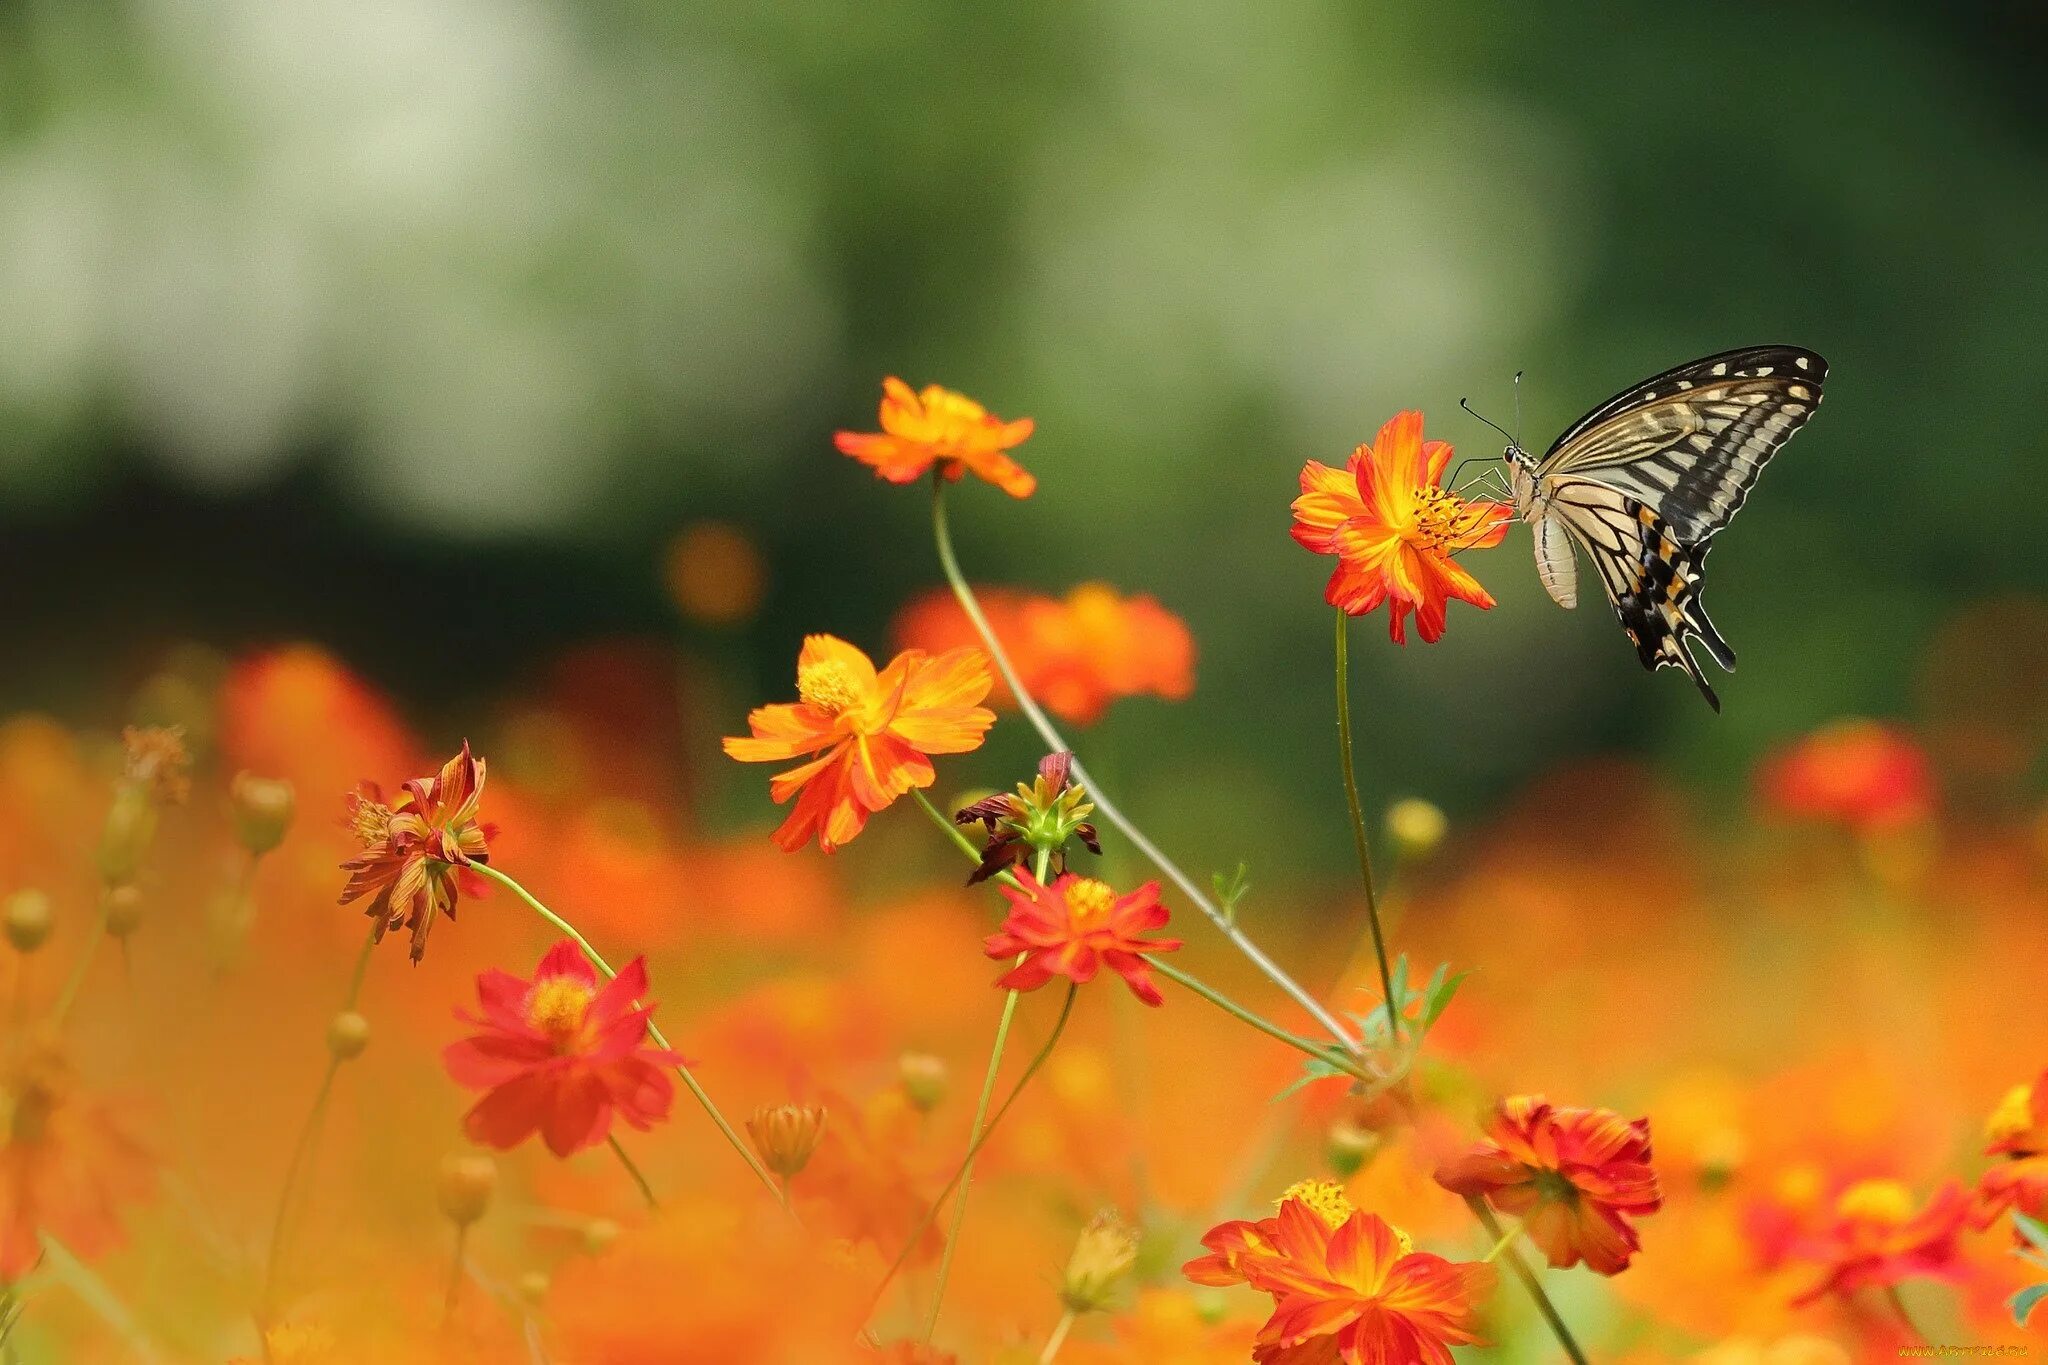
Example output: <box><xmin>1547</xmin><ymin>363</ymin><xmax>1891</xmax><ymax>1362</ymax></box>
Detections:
<box><xmin>1539</xmin><ymin>346</ymin><xmax>1826</xmax><ymax>542</ymax></box>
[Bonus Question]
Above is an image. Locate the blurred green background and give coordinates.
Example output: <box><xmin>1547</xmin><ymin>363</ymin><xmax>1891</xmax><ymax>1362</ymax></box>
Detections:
<box><xmin>0</xmin><ymin>0</ymin><xmax>2041</xmax><ymax>873</ymax></box>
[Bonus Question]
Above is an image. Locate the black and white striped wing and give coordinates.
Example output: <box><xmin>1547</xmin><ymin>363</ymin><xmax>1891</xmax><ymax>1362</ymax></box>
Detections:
<box><xmin>1538</xmin><ymin>346</ymin><xmax>1826</xmax><ymax>543</ymax></box>
<box><xmin>1543</xmin><ymin>478</ymin><xmax>1735</xmax><ymax>711</ymax></box>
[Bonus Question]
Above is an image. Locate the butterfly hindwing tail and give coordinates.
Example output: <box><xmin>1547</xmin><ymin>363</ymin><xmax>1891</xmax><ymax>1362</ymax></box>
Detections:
<box><xmin>1612</xmin><ymin>502</ymin><xmax>1729</xmax><ymax>713</ymax></box>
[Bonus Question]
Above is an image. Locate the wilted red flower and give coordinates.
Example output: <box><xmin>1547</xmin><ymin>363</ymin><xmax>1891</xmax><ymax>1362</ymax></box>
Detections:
<box><xmin>1184</xmin><ymin>1183</ymin><xmax>1493</xmax><ymax>1365</ymax></box>
<box><xmin>984</xmin><ymin>872</ymin><xmax>1182</xmax><ymax>1006</ymax></box>
<box><xmin>1434</xmin><ymin>1095</ymin><xmax>1661</xmax><ymax>1275</ymax></box>
<box><xmin>119</xmin><ymin>726</ymin><xmax>192</xmax><ymax>806</ymax></box>
<box><xmin>955</xmin><ymin>750</ymin><xmax>1100</xmax><ymax>885</ymax></box>
<box><xmin>1787</xmin><ymin>1178</ymin><xmax>1970</xmax><ymax>1305</ymax></box>
<box><xmin>893</xmin><ymin>584</ymin><xmax>1195</xmax><ymax>725</ymax></box>
<box><xmin>1755</xmin><ymin>719</ymin><xmax>1934</xmax><ymax>832</ymax></box>
<box><xmin>1291</xmin><ymin>411</ymin><xmax>1509</xmax><ymax>643</ymax></box>
<box><xmin>338</xmin><ymin>743</ymin><xmax>494</xmax><ymax>962</ymax></box>
<box><xmin>0</xmin><ymin>1041</ymin><xmax>155</xmax><ymax>1279</ymax></box>
<box><xmin>1974</xmin><ymin>1070</ymin><xmax>2048</xmax><ymax>1236</ymax></box>
<box><xmin>722</xmin><ymin>635</ymin><xmax>995</xmax><ymax>854</ymax></box>
<box><xmin>834</xmin><ymin>377</ymin><xmax>1036</xmax><ymax>498</ymax></box>
<box><xmin>442</xmin><ymin>939</ymin><xmax>680</xmax><ymax>1157</ymax></box>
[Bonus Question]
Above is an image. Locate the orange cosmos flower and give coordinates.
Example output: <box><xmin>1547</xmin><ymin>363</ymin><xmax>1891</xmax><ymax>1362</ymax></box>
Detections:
<box><xmin>1786</xmin><ymin>1178</ymin><xmax>1970</xmax><ymax>1306</ymax></box>
<box><xmin>893</xmin><ymin>584</ymin><xmax>1195</xmax><ymax>725</ymax></box>
<box><xmin>0</xmin><ymin>1040</ymin><xmax>155</xmax><ymax>1279</ymax></box>
<box><xmin>1755</xmin><ymin>719</ymin><xmax>1934</xmax><ymax>833</ymax></box>
<box><xmin>723</xmin><ymin>635</ymin><xmax>995</xmax><ymax>854</ymax></box>
<box><xmin>1434</xmin><ymin>1094</ymin><xmax>1662</xmax><ymax>1276</ymax></box>
<box><xmin>1291</xmin><ymin>410</ymin><xmax>1509</xmax><ymax>643</ymax></box>
<box><xmin>441</xmin><ymin>939</ymin><xmax>680</xmax><ymax>1157</ymax></box>
<box><xmin>1184</xmin><ymin>1183</ymin><xmax>1493</xmax><ymax>1365</ymax></box>
<box><xmin>1974</xmin><ymin>1070</ymin><xmax>2048</xmax><ymax>1236</ymax></box>
<box><xmin>338</xmin><ymin>742</ymin><xmax>495</xmax><ymax>961</ymax></box>
<box><xmin>983</xmin><ymin>872</ymin><xmax>1182</xmax><ymax>1006</ymax></box>
<box><xmin>835</xmin><ymin>377</ymin><xmax>1036</xmax><ymax>498</ymax></box>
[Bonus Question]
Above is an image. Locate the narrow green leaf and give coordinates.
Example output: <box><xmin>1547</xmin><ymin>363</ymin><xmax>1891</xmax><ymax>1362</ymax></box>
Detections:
<box><xmin>2011</xmin><ymin>1281</ymin><xmax>2047</xmax><ymax>1327</ymax></box>
<box><xmin>1270</xmin><ymin>1056</ymin><xmax>1346</xmax><ymax>1104</ymax></box>
<box><xmin>1421</xmin><ymin>966</ymin><xmax>1469</xmax><ymax>1033</ymax></box>
<box><xmin>2016</xmin><ymin>1211</ymin><xmax>2048</xmax><ymax>1254</ymax></box>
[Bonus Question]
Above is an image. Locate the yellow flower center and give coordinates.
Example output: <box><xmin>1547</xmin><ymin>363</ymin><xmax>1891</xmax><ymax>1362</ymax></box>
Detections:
<box><xmin>1835</xmin><ymin>1178</ymin><xmax>1913</xmax><ymax>1226</ymax></box>
<box><xmin>1065</xmin><ymin>878</ymin><xmax>1117</xmax><ymax>924</ymax></box>
<box><xmin>797</xmin><ymin>659</ymin><xmax>864</xmax><ymax>716</ymax></box>
<box><xmin>1279</xmin><ymin>1178</ymin><xmax>1357</xmax><ymax>1231</ymax></box>
<box><xmin>1988</xmin><ymin>1083</ymin><xmax>2037</xmax><ymax>1146</ymax></box>
<box><xmin>1408</xmin><ymin>486</ymin><xmax>1496</xmax><ymax>552</ymax></box>
<box><xmin>349</xmin><ymin>796</ymin><xmax>393</xmax><ymax>849</ymax></box>
<box><xmin>527</xmin><ymin>977</ymin><xmax>595</xmax><ymax>1042</ymax></box>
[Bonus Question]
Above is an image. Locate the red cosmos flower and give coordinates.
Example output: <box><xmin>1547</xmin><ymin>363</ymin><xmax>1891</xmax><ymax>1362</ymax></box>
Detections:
<box><xmin>1974</xmin><ymin>1071</ymin><xmax>2048</xmax><ymax>1236</ymax></box>
<box><xmin>1787</xmin><ymin>1178</ymin><xmax>1970</xmax><ymax>1305</ymax></box>
<box><xmin>1433</xmin><ymin>1095</ymin><xmax>1662</xmax><ymax>1275</ymax></box>
<box><xmin>834</xmin><ymin>377</ymin><xmax>1037</xmax><ymax>498</ymax></box>
<box><xmin>0</xmin><ymin>1041</ymin><xmax>155</xmax><ymax>1279</ymax></box>
<box><xmin>1184</xmin><ymin>1184</ymin><xmax>1493</xmax><ymax>1365</ymax></box>
<box><xmin>723</xmin><ymin>635</ymin><xmax>995</xmax><ymax>854</ymax></box>
<box><xmin>983</xmin><ymin>872</ymin><xmax>1182</xmax><ymax>1006</ymax></box>
<box><xmin>1755</xmin><ymin>719</ymin><xmax>1934</xmax><ymax>833</ymax></box>
<box><xmin>1291</xmin><ymin>411</ymin><xmax>1509</xmax><ymax>643</ymax></box>
<box><xmin>339</xmin><ymin>742</ymin><xmax>495</xmax><ymax>961</ymax></box>
<box><xmin>442</xmin><ymin>940</ymin><xmax>680</xmax><ymax>1157</ymax></box>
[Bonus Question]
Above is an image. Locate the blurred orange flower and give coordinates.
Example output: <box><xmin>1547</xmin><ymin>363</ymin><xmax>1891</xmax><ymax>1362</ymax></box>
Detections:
<box><xmin>1786</xmin><ymin>1178</ymin><xmax>1970</xmax><ymax>1305</ymax></box>
<box><xmin>1291</xmin><ymin>411</ymin><xmax>1509</xmax><ymax>643</ymax></box>
<box><xmin>1434</xmin><ymin>1095</ymin><xmax>1662</xmax><ymax>1275</ymax></box>
<box><xmin>1185</xmin><ymin>1188</ymin><xmax>1493</xmax><ymax>1365</ymax></box>
<box><xmin>984</xmin><ymin>872</ymin><xmax>1182</xmax><ymax>1006</ymax></box>
<box><xmin>1755</xmin><ymin>720</ymin><xmax>1934</xmax><ymax>832</ymax></box>
<box><xmin>893</xmin><ymin>584</ymin><xmax>1195</xmax><ymax>725</ymax></box>
<box><xmin>723</xmin><ymin>636</ymin><xmax>995</xmax><ymax>854</ymax></box>
<box><xmin>835</xmin><ymin>377</ymin><xmax>1036</xmax><ymax>498</ymax></box>
<box><xmin>442</xmin><ymin>939</ymin><xmax>679</xmax><ymax>1157</ymax></box>
<box><xmin>0</xmin><ymin>1042</ymin><xmax>154</xmax><ymax>1279</ymax></box>
<box><xmin>1974</xmin><ymin>1070</ymin><xmax>2048</xmax><ymax>1235</ymax></box>
<box><xmin>339</xmin><ymin>742</ymin><xmax>495</xmax><ymax>961</ymax></box>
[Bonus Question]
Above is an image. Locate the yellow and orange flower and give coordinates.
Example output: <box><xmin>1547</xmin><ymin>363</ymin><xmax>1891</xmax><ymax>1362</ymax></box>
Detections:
<box><xmin>1755</xmin><ymin>720</ymin><xmax>1934</xmax><ymax>833</ymax></box>
<box><xmin>893</xmin><ymin>584</ymin><xmax>1195</xmax><ymax>725</ymax></box>
<box><xmin>1434</xmin><ymin>1095</ymin><xmax>1662</xmax><ymax>1275</ymax></box>
<box><xmin>1184</xmin><ymin>1185</ymin><xmax>1493</xmax><ymax>1365</ymax></box>
<box><xmin>0</xmin><ymin>1041</ymin><xmax>155</xmax><ymax>1279</ymax></box>
<box><xmin>338</xmin><ymin>742</ymin><xmax>494</xmax><ymax>961</ymax></box>
<box><xmin>1786</xmin><ymin>1178</ymin><xmax>1970</xmax><ymax>1305</ymax></box>
<box><xmin>835</xmin><ymin>378</ymin><xmax>1037</xmax><ymax>498</ymax></box>
<box><xmin>1290</xmin><ymin>411</ymin><xmax>1509</xmax><ymax>643</ymax></box>
<box><xmin>1973</xmin><ymin>1070</ymin><xmax>2048</xmax><ymax>1235</ymax></box>
<box><xmin>983</xmin><ymin>872</ymin><xmax>1182</xmax><ymax>1006</ymax></box>
<box><xmin>723</xmin><ymin>636</ymin><xmax>995</xmax><ymax>854</ymax></box>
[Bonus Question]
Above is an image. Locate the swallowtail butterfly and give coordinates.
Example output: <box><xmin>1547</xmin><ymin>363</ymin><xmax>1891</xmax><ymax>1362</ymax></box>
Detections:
<box><xmin>1499</xmin><ymin>346</ymin><xmax>1828</xmax><ymax>711</ymax></box>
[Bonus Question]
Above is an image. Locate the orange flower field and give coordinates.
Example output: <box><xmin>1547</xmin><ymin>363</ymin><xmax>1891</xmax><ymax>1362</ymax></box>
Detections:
<box><xmin>0</xmin><ymin>381</ymin><xmax>2041</xmax><ymax>1365</ymax></box>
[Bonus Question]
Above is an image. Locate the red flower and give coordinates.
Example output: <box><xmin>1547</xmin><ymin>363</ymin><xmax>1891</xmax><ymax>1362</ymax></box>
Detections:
<box><xmin>1184</xmin><ymin>1185</ymin><xmax>1492</xmax><ymax>1365</ymax></box>
<box><xmin>0</xmin><ymin>1042</ymin><xmax>155</xmax><ymax>1279</ymax></box>
<box><xmin>1756</xmin><ymin>719</ymin><xmax>1934</xmax><ymax>833</ymax></box>
<box><xmin>1290</xmin><ymin>411</ymin><xmax>1509</xmax><ymax>643</ymax></box>
<box><xmin>723</xmin><ymin>635</ymin><xmax>995</xmax><ymax>854</ymax></box>
<box><xmin>1787</xmin><ymin>1178</ymin><xmax>1970</xmax><ymax>1305</ymax></box>
<box><xmin>1433</xmin><ymin>1095</ymin><xmax>1662</xmax><ymax>1275</ymax></box>
<box><xmin>983</xmin><ymin>872</ymin><xmax>1182</xmax><ymax>1006</ymax></box>
<box><xmin>339</xmin><ymin>742</ymin><xmax>495</xmax><ymax>961</ymax></box>
<box><xmin>1974</xmin><ymin>1071</ymin><xmax>2048</xmax><ymax>1236</ymax></box>
<box><xmin>834</xmin><ymin>377</ymin><xmax>1036</xmax><ymax>498</ymax></box>
<box><xmin>442</xmin><ymin>940</ymin><xmax>681</xmax><ymax>1157</ymax></box>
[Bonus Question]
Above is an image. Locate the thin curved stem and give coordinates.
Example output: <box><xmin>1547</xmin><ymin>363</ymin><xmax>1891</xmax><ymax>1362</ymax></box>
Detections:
<box><xmin>41</xmin><ymin>1234</ymin><xmax>161</xmax><ymax>1363</ymax></box>
<box><xmin>931</xmin><ymin>477</ymin><xmax>1361</xmax><ymax>1056</ymax></box>
<box><xmin>1333</xmin><ymin>609</ymin><xmax>1400</xmax><ymax>1043</ymax></box>
<box><xmin>1462</xmin><ymin>1196</ymin><xmax>1587</xmax><ymax>1365</ymax></box>
<box><xmin>440</xmin><ymin>1223</ymin><xmax>470</xmax><ymax>1326</ymax></box>
<box><xmin>1037</xmin><ymin>1310</ymin><xmax>1076</xmax><ymax>1364</ymax></box>
<box><xmin>470</xmin><ymin>863</ymin><xmax>785</xmax><ymax>1207</ymax></box>
<box><xmin>48</xmin><ymin>890</ymin><xmax>109</xmax><ymax>1028</ymax></box>
<box><xmin>607</xmin><ymin>1134</ymin><xmax>659</xmax><ymax>1211</ymax></box>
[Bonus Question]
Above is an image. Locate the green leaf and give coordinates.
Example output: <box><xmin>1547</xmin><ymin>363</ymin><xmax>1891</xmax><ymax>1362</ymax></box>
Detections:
<box><xmin>2016</xmin><ymin>1211</ymin><xmax>2048</xmax><ymax>1254</ymax></box>
<box><xmin>1211</xmin><ymin>863</ymin><xmax>1251</xmax><ymax>925</ymax></box>
<box><xmin>1420</xmin><ymin>964</ymin><xmax>1468</xmax><ymax>1033</ymax></box>
<box><xmin>2011</xmin><ymin>1281</ymin><xmax>2047</xmax><ymax>1328</ymax></box>
<box><xmin>1270</xmin><ymin>1055</ymin><xmax>1347</xmax><ymax>1103</ymax></box>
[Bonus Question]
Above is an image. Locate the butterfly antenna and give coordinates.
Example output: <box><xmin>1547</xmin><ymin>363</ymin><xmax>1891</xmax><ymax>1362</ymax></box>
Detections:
<box><xmin>1512</xmin><ymin>370</ymin><xmax>1524</xmax><ymax>445</ymax></box>
<box><xmin>1458</xmin><ymin>396</ymin><xmax>1517</xmax><ymax>447</ymax></box>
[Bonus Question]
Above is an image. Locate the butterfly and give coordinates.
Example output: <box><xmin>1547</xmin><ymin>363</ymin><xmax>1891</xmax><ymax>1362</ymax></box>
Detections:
<box><xmin>1491</xmin><ymin>346</ymin><xmax>1828</xmax><ymax>711</ymax></box>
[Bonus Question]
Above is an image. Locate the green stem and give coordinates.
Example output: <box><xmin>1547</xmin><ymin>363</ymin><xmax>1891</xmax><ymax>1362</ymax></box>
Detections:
<box><xmin>1333</xmin><ymin>609</ymin><xmax>1400</xmax><ymax>1044</ymax></box>
<box><xmin>607</xmin><ymin>1134</ymin><xmax>659</xmax><ymax>1211</ymax></box>
<box><xmin>1462</xmin><ymin>1196</ymin><xmax>1587</xmax><ymax>1365</ymax></box>
<box><xmin>48</xmin><ymin>890</ymin><xmax>110</xmax><ymax>1028</ymax></box>
<box><xmin>41</xmin><ymin>1234</ymin><xmax>161</xmax><ymax>1363</ymax></box>
<box><xmin>469</xmin><ymin>863</ymin><xmax>786</xmax><ymax>1208</ymax></box>
<box><xmin>440</xmin><ymin>1222</ymin><xmax>469</xmax><ymax>1326</ymax></box>
<box><xmin>1038</xmin><ymin>1309</ymin><xmax>1076</xmax><ymax>1364</ymax></box>
<box><xmin>1482</xmin><ymin>1219</ymin><xmax>1523</xmax><ymax>1263</ymax></box>
<box><xmin>930</xmin><ymin>477</ymin><xmax>1361</xmax><ymax>1056</ymax></box>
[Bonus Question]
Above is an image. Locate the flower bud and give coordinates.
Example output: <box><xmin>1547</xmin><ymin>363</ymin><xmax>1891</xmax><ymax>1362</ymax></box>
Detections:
<box><xmin>103</xmin><ymin>884</ymin><xmax>145</xmax><ymax>940</ymax></box>
<box><xmin>96</xmin><ymin>787</ymin><xmax>158</xmax><ymax>887</ymax></box>
<box><xmin>1057</xmin><ymin>1208</ymin><xmax>1140</xmax><ymax>1314</ymax></box>
<box><xmin>1385</xmin><ymin>797</ymin><xmax>1448</xmax><ymax>861</ymax></box>
<box><xmin>898</xmin><ymin>1051</ymin><xmax>948</xmax><ymax>1112</ymax></box>
<box><xmin>1324</xmin><ymin>1118</ymin><xmax>1382</xmax><ymax>1179</ymax></box>
<box><xmin>746</xmin><ymin>1102</ymin><xmax>827</xmax><ymax>1179</ymax></box>
<box><xmin>327</xmin><ymin>1010</ymin><xmax>371</xmax><ymax>1061</ymax></box>
<box><xmin>581</xmin><ymin>1217</ymin><xmax>620</xmax><ymax>1255</ymax></box>
<box><xmin>4</xmin><ymin>890</ymin><xmax>53</xmax><ymax>953</ymax></box>
<box><xmin>437</xmin><ymin>1153</ymin><xmax>497</xmax><ymax>1226</ymax></box>
<box><xmin>229</xmin><ymin>772</ymin><xmax>296</xmax><ymax>856</ymax></box>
